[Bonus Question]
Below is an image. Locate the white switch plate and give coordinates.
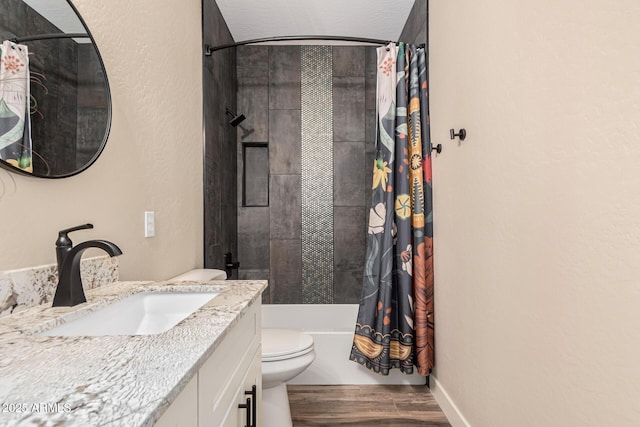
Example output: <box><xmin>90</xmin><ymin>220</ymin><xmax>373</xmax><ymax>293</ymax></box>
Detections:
<box><xmin>144</xmin><ymin>211</ymin><xmax>155</xmax><ymax>238</ymax></box>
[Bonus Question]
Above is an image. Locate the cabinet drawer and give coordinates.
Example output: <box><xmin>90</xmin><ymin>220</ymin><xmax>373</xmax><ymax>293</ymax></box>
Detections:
<box><xmin>199</xmin><ymin>303</ymin><xmax>261</xmax><ymax>425</ymax></box>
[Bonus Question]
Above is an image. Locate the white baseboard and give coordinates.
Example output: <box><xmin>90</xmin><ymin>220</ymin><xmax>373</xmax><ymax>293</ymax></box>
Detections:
<box><xmin>430</xmin><ymin>376</ymin><xmax>471</xmax><ymax>427</ymax></box>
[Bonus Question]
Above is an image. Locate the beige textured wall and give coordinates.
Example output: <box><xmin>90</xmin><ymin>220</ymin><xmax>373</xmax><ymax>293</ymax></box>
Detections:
<box><xmin>430</xmin><ymin>0</ymin><xmax>640</xmax><ymax>425</ymax></box>
<box><xmin>0</xmin><ymin>0</ymin><xmax>203</xmax><ymax>280</ymax></box>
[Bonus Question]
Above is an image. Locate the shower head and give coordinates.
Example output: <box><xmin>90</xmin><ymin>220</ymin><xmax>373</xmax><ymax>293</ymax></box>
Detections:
<box><xmin>230</xmin><ymin>114</ymin><xmax>246</xmax><ymax>127</ymax></box>
<box><xmin>225</xmin><ymin>108</ymin><xmax>246</xmax><ymax>127</ymax></box>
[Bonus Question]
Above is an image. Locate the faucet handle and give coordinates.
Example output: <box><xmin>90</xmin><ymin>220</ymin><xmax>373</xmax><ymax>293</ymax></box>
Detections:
<box><xmin>56</xmin><ymin>223</ymin><xmax>94</xmax><ymax>248</ymax></box>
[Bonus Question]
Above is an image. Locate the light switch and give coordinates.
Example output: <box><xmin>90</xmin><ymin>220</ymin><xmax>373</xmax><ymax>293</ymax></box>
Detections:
<box><xmin>144</xmin><ymin>211</ymin><xmax>155</xmax><ymax>237</ymax></box>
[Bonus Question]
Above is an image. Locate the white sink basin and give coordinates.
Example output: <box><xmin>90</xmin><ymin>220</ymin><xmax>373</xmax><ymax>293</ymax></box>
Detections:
<box><xmin>40</xmin><ymin>291</ymin><xmax>219</xmax><ymax>336</ymax></box>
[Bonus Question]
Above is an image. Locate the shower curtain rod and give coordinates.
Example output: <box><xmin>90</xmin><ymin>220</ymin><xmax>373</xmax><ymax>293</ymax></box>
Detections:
<box><xmin>205</xmin><ymin>35</ymin><xmax>425</xmax><ymax>55</ymax></box>
<box><xmin>10</xmin><ymin>33</ymin><xmax>88</xmax><ymax>43</ymax></box>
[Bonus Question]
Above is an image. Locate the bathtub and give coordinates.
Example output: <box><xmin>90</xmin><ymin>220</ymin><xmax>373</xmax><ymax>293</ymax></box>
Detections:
<box><xmin>262</xmin><ymin>304</ymin><xmax>426</xmax><ymax>385</ymax></box>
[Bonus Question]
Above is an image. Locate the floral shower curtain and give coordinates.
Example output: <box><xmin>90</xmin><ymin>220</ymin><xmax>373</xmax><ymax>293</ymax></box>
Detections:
<box><xmin>350</xmin><ymin>43</ymin><xmax>434</xmax><ymax>376</ymax></box>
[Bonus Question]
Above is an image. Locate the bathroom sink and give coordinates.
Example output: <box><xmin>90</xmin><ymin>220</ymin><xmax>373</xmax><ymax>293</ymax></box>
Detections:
<box><xmin>40</xmin><ymin>291</ymin><xmax>219</xmax><ymax>336</ymax></box>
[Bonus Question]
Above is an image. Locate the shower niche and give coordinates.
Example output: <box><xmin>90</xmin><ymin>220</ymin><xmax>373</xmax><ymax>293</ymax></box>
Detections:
<box><xmin>242</xmin><ymin>143</ymin><xmax>269</xmax><ymax>207</ymax></box>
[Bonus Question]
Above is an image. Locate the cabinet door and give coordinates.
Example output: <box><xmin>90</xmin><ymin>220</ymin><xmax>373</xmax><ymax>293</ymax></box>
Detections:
<box><xmin>199</xmin><ymin>302</ymin><xmax>261</xmax><ymax>426</ymax></box>
<box><xmin>221</xmin><ymin>346</ymin><xmax>262</xmax><ymax>427</ymax></box>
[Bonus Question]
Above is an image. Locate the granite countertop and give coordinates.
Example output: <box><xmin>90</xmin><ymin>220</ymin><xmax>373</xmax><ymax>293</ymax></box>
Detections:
<box><xmin>0</xmin><ymin>279</ymin><xmax>267</xmax><ymax>427</ymax></box>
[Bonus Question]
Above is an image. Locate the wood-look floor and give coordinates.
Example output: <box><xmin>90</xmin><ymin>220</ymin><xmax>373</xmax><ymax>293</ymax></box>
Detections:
<box><xmin>288</xmin><ymin>385</ymin><xmax>451</xmax><ymax>427</ymax></box>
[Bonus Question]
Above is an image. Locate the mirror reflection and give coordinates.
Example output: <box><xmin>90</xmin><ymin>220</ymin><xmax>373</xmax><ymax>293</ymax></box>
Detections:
<box><xmin>0</xmin><ymin>0</ymin><xmax>111</xmax><ymax>178</ymax></box>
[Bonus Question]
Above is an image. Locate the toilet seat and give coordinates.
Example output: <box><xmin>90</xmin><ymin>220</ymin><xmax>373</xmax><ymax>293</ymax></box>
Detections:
<box><xmin>262</xmin><ymin>329</ymin><xmax>314</xmax><ymax>362</ymax></box>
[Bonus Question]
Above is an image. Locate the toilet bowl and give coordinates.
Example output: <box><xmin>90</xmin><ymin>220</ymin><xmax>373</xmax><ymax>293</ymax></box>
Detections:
<box><xmin>262</xmin><ymin>328</ymin><xmax>315</xmax><ymax>427</ymax></box>
<box><xmin>169</xmin><ymin>270</ymin><xmax>315</xmax><ymax>427</ymax></box>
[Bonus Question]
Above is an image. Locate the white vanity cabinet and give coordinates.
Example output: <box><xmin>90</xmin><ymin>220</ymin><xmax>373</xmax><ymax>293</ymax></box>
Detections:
<box><xmin>156</xmin><ymin>300</ymin><xmax>262</xmax><ymax>427</ymax></box>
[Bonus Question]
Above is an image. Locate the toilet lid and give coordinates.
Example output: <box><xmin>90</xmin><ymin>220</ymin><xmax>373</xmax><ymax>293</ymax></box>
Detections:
<box><xmin>262</xmin><ymin>329</ymin><xmax>314</xmax><ymax>361</ymax></box>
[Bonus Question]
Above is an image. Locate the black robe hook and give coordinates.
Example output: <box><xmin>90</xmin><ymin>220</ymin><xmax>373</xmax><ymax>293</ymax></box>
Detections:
<box><xmin>450</xmin><ymin>128</ymin><xmax>467</xmax><ymax>141</ymax></box>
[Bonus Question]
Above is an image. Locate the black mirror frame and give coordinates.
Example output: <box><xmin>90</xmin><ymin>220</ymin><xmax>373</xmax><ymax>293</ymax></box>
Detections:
<box><xmin>0</xmin><ymin>0</ymin><xmax>112</xmax><ymax>179</ymax></box>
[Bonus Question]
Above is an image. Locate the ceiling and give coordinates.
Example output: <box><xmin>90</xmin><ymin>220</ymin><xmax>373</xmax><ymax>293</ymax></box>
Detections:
<box><xmin>22</xmin><ymin>0</ymin><xmax>90</xmax><ymax>43</ymax></box>
<box><xmin>215</xmin><ymin>0</ymin><xmax>416</xmax><ymax>44</ymax></box>
<box><xmin>23</xmin><ymin>0</ymin><xmax>84</xmax><ymax>33</ymax></box>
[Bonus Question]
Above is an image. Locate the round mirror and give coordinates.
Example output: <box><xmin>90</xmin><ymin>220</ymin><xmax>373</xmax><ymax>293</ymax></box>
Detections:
<box><xmin>0</xmin><ymin>0</ymin><xmax>111</xmax><ymax>178</ymax></box>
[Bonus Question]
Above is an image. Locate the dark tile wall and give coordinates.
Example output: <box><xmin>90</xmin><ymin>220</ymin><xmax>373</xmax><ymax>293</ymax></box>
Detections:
<box><xmin>236</xmin><ymin>45</ymin><xmax>304</xmax><ymax>303</ymax></box>
<box><xmin>237</xmin><ymin>45</ymin><xmax>374</xmax><ymax>304</ymax></box>
<box><xmin>364</xmin><ymin>47</ymin><xmax>377</xmax><ymax>215</ymax></box>
<box><xmin>332</xmin><ymin>46</ymin><xmax>370</xmax><ymax>303</ymax></box>
<box><xmin>236</xmin><ymin>46</ymin><xmax>273</xmax><ymax>290</ymax></box>
<box><xmin>269</xmin><ymin>47</ymin><xmax>301</xmax><ymax>110</ymax></box>
<box><xmin>269</xmin><ymin>109</ymin><xmax>301</xmax><ymax>175</ymax></box>
<box><xmin>267</xmin><ymin>47</ymin><xmax>302</xmax><ymax>304</ymax></box>
<box><xmin>203</xmin><ymin>0</ymin><xmax>238</xmax><ymax>275</ymax></box>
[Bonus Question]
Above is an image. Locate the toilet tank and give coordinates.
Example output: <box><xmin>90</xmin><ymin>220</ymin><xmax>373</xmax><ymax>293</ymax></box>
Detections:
<box><xmin>169</xmin><ymin>269</ymin><xmax>227</xmax><ymax>281</ymax></box>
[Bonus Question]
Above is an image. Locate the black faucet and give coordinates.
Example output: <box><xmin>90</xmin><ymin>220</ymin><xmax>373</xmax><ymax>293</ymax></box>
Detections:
<box><xmin>52</xmin><ymin>224</ymin><xmax>123</xmax><ymax>307</ymax></box>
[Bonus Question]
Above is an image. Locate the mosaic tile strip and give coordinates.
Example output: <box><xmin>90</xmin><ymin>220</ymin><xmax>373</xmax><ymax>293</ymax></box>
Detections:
<box><xmin>301</xmin><ymin>46</ymin><xmax>334</xmax><ymax>304</ymax></box>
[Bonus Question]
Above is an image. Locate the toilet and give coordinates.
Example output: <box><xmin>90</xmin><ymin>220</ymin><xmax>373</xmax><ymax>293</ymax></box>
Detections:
<box><xmin>169</xmin><ymin>269</ymin><xmax>315</xmax><ymax>427</ymax></box>
<box><xmin>262</xmin><ymin>328</ymin><xmax>315</xmax><ymax>427</ymax></box>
